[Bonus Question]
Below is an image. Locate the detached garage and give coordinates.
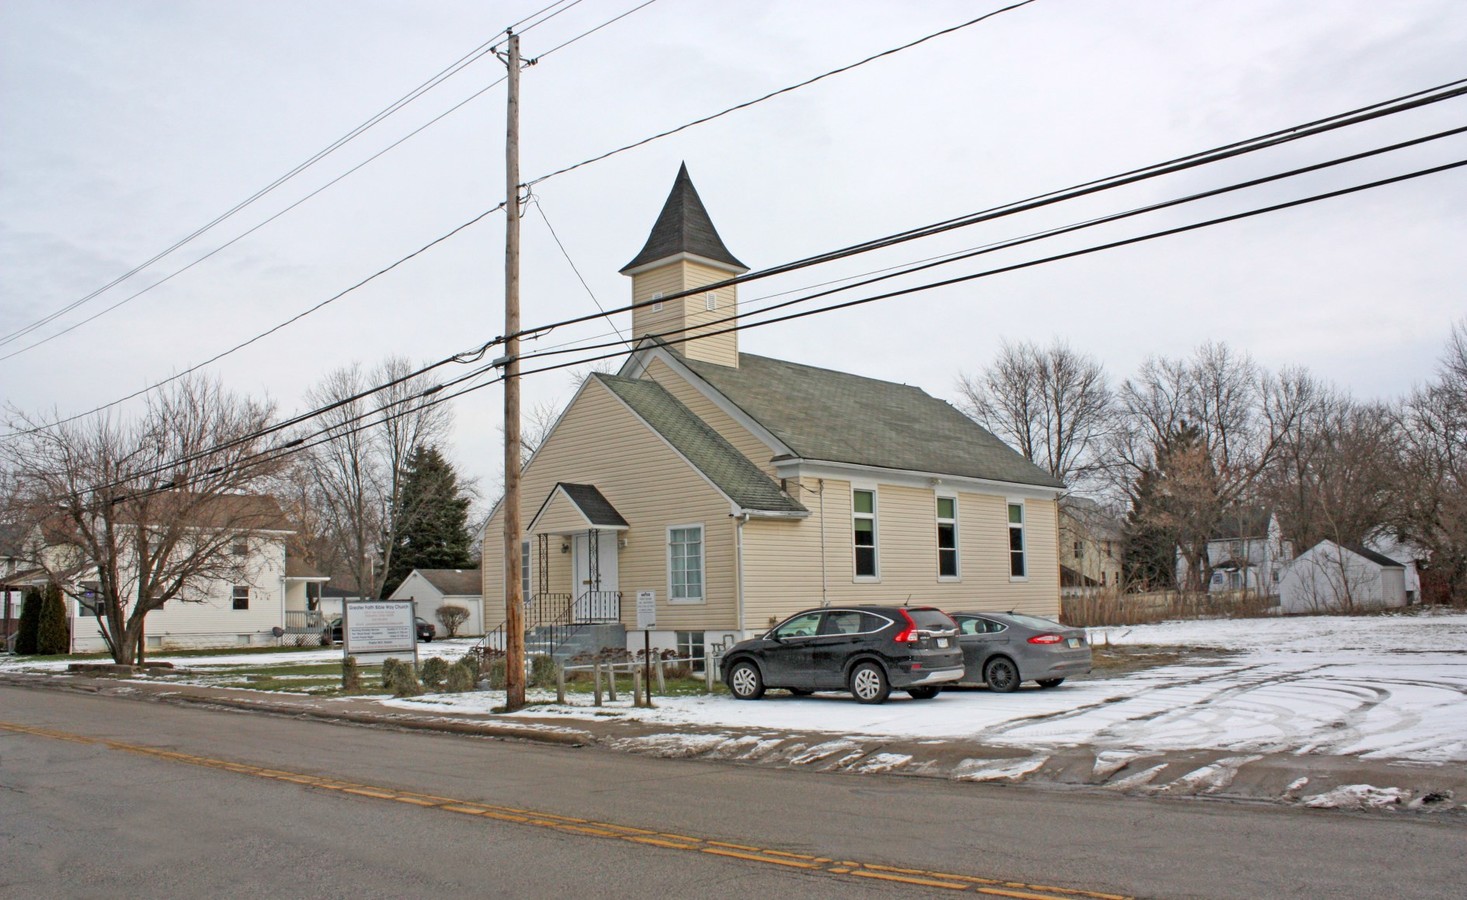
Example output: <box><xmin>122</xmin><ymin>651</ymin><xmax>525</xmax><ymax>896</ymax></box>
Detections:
<box><xmin>388</xmin><ymin>569</ymin><xmax>482</xmax><ymax>638</ymax></box>
<box><xmin>1279</xmin><ymin>541</ymin><xmax>1407</xmax><ymax>614</ymax></box>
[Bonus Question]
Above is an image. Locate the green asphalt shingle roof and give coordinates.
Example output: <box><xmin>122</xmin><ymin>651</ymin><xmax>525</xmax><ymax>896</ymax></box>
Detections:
<box><xmin>680</xmin><ymin>352</ymin><xmax>1065</xmax><ymax>489</ymax></box>
<box><xmin>556</xmin><ymin>483</ymin><xmax>630</xmax><ymax>528</ymax></box>
<box><xmin>595</xmin><ymin>374</ymin><xmax>805</xmax><ymax>514</ymax></box>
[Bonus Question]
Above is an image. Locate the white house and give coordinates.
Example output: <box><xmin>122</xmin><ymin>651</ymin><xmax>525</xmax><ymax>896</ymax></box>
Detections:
<box><xmin>1177</xmin><ymin>508</ymin><xmax>1293</xmax><ymax>596</ymax></box>
<box><xmin>1279</xmin><ymin>540</ymin><xmax>1408</xmax><ymax>614</ymax></box>
<box><xmin>388</xmin><ymin>568</ymin><xmax>483</xmax><ymax>637</ymax></box>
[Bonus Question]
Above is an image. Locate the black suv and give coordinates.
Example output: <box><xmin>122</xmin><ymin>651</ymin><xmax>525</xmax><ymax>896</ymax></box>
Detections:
<box><xmin>722</xmin><ymin>605</ymin><xmax>964</xmax><ymax>704</ymax></box>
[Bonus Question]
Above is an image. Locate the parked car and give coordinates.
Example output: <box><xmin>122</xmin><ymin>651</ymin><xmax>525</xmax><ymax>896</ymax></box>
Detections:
<box><xmin>948</xmin><ymin>611</ymin><xmax>1091</xmax><ymax>692</ymax></box>
<box><xmin>722</xmin><ymin>605</ymin><xmax>964</xmax><ymax>704</ymax></box>
<box><xmin>326</xmin><ymin>617</ymin><xmax>436</xmax><ymax>644</ymax></box>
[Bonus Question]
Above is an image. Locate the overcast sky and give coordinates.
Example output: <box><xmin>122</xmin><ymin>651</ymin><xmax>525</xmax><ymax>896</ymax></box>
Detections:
<box><xmin>2</xmin><ymin>0</ymin><xmax>1464</xmax><ymax>506</ymax></box>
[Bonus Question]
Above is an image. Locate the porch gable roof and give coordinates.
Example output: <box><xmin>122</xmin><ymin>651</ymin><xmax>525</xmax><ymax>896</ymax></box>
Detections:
<box><xmin>529</xmin><ymin>483</ymin><xmax>630</xmax><ymax>534</ymax></box>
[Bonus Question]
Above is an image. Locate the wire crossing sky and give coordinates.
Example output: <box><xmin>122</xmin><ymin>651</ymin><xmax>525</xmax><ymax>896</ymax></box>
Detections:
<box><xmin>2</xmin><ymin>0</ymin><xmax>1464</xmax><ymax>499</ymax></box>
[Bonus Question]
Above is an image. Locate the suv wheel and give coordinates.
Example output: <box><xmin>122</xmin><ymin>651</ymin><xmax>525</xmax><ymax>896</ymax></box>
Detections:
<box><xmin>727</xmin><ymin>660</ymin><xmax>765</xmax><ymax>700</ymax></box>
<box><xmin>984</xmin><ymin>656</ymin><xmax>1020</xmax><ymax>693</ymax></box>
<box><xmin>849</xmin><ymin>662</ymin><xmax>890</xmax><ymax>704</ymax></box>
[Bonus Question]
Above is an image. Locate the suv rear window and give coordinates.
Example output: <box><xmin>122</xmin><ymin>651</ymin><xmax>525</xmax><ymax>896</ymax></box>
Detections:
<box><xmin>905</xmin><ymin>608</ymin><xmax>957</xmax><ymax>630</ymax></box>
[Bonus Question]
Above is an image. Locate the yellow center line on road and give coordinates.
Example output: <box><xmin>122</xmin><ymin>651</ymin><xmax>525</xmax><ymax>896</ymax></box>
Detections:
<box><xmin>1</xmin><ymin>720</ymin><xmax>1131</xmax><ymax>900</ymax></box>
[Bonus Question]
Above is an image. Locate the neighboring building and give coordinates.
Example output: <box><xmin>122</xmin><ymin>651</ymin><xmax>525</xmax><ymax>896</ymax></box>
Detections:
<box><xmin>1177</xmin><ymin>508</ymin><xmax>1293</xmax><ymax>596</ymax></box>
<box><xmin>1279</xmin><ymin>540</ymin><xmax>1408</xmax><ymax>614</ymax></box>
<box><xmin>8</xmin><ymin>494</ymin><xmax>326</xmax><ymax>653</ymax></box>
<box><xmin>480</xmin><ymin>165</ymin><xmax>1066</xmax><ymax>661</ymax></box>
<box><xmin>1058</xmin><ymin>496</ymin><xmax>1123</xmax><ymax>596</ymax></box>
<box><xmin>388</xmin><ymin>568</ymin><xmax>483</xmax><ymax>636</ymax></box>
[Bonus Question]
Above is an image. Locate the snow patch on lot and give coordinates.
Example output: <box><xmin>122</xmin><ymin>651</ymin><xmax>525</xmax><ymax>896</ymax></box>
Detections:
<box><xmin>1302</xmin><ymin>784</ymin><xmax>1410</xmax><ymax>809</ymax></box>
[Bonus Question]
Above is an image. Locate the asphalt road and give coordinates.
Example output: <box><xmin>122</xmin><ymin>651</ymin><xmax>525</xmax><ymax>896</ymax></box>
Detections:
<box><xmin>1</xmin><ymin>686</ymin><xmax>1462</xmax><ymax>899</ymax></box>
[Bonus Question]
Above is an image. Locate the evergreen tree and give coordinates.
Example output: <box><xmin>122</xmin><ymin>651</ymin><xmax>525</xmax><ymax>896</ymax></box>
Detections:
<box><xmin>14</xmin><ymin>587</ymin><xmax>41</xmax><ymax>655</ymax></box>
<box><xmin>1123</xmin><ymin>424</ymin><xmax>1220</xmax><ymax>591</ymax></box>
<box><xmin>382</xmin><ymin>445</ymin><xmax>475</xmax><ymax>597</ymax></box>
<box><xmin>37</xmin><ymin>582</ymin><xmax>70</xmax><ymax>655</ymax></box>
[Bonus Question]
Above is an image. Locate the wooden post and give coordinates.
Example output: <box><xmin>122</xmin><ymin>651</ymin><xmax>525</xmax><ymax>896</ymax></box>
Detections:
<box><xmin>556</xmin><ymin>665</ymin><xmax>566</xmax><ymax>704</ymax></box>
<box><xmin>633</xmin><ymin>668</ymin><xmax>644</xmax><ymax>708</ymax></box>
<box><xmin>608</xmin><ymin>664</ymin><xmax>618</xmax><ymax>702</ymax></box>
<box><xmin>502</xmin><ymin>31</ymin><xmax>526</xmax><ymax>711</ymax></box>
<box><xmin>593</xmin><ymin>661</ymin><xmax>602</xmax><ymax>707</ymax></box>
<box><xmin>655</xmin><ymin>657</ymin><xmax>665</xmax><ymax>695</ymax></box>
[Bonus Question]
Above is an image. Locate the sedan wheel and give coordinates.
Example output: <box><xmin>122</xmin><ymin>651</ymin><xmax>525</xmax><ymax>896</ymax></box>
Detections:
<box><xmin>849</xmin><ymin>662</ymin><xmax>890</xmax><ymax>704</ymax></box>
<box><xmin>1036</xmin><ymin>678</ymin><xmax>1065</xmax><ymax>688</ymax></box>
<box><xmin>984</xmin><ymin>657</ymin><xmax>1021</xmax><ymax>693</ymax></box>
<box><xmin>907</xmin><ymin>686</ymin><xmax>940</xmax><ymax>700</ymax></box>
<box><xmin>727</xmin><ymin>660</ymin><xmax>765</xmax><ymax>700</ymax></box>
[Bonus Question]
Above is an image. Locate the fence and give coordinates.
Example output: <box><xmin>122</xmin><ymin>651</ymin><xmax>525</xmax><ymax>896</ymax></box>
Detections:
<box><xmin>1060</xmin><ymin>589</ymin><xmax>1275</xmax><ymax>627</ymax></box>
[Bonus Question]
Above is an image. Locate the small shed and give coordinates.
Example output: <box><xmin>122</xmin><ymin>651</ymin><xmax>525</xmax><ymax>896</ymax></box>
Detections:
<box><xmin>388</xmin><ymin>568</ymin><xmax>483</xmax><ymax>637</ymax></box>
<box><xmin>1279</xmin><ymin>541</ymin><xmax>1407</xmax><ymax>614</ymax></box>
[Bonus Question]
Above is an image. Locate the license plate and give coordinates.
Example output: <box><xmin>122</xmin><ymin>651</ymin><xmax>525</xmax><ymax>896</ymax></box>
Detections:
<box><xmin>936</xmin><ymin>637</ymin><xmax>949</xmax><ymax>648</ymax></box>
<box><xmin>1067</xmin><ymin>638</ymin><xmax>1082</xmax><ymax>648</ymax></box>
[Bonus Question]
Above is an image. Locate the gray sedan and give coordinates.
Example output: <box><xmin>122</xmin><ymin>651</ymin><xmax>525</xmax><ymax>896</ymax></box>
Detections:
<box><xmin>949</xmin><ymin>611</ymin><xmax>1091</xmax><ymax>692</ymax></box>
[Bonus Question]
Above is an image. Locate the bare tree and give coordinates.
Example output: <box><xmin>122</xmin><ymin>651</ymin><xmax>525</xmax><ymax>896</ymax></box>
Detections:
<box><xmin>1111</xmin><ymin>343</ymin><xmax>1317</xmax><ymax>589</ymax></box>
<box><xmin>956</xmin><ymin>339</ymin><xmax>1113</xmax><ymax>488</ymax></box>
<box><xmin>0</xmin><ymin>376</ymin><xmax>279</xmax><ymax>664</ymax></box>
<box><xmin>1398</xmin><ymin>320</ymin><xmax>1467</xmax><ymax>604</ymax></box>
<box><xmin>302</xmin><ymin>357</ymin><xmax>452</xmax><ymax>599</ymax></box>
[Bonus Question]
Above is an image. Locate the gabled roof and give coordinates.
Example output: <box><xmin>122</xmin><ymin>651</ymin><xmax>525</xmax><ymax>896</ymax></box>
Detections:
<box><xmin>415</xmin><ymin>568</ymin><xmax>483</xmax><ymax>596</ymax></box>
<box><xmin>534</xmin><ymin>483</ymin><xmax>629</xmax><ymax>530</ymax></box>
<box><xmin>677</xmin><ymin>351</ymin><xmax>1065</xmax><ymax>489</ymax></box>
<box><xmin>285</xmin><ymin>558</ymin><xmax>328</xmax><ymax>580</ymax></box>
<box><xmin>1212</xmin><ymin>508</ymin><xmax>1273</xmax><ymax>541</ymax></box>
<box><xmin>620</xmin><ymin>163</ymin><xmax>746</xmax><ymax>274</ymax></box>
<box><xmin>1342</xmin><ymin>543</ymin><xmax>1404</xmax><ymax>568</ymax></box>
<box><xmin>595</xmin><ymin>374</ymin><xmax>806</xmax><ymax>515</ymax></box>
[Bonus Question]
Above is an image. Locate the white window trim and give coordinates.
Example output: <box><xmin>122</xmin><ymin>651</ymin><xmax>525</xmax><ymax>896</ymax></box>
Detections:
<box><xmin>667</xmin><ymin>523</ymin><xmax>706</xmax><ymax>604</ymax></box>
<box><xmin>852</xmin><ymin>485</ymin><xmax>880</xmax><ymax>582</ymax></box>
<box><xmin>1007</xmin><ymin>500</ymin><xmax>1028</xmax><ymax>582</ymax></box>
<box><xmin>936</xmin><ymin>492</ymin><xmax>960</xmax><ymax>582</ymax></box>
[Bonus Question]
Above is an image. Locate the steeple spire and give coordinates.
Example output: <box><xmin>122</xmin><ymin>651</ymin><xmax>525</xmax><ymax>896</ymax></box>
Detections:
<box><xmin>620</xmin><ymin>163</ymin><xmax>746</xmax><ymax>275</ymax></box>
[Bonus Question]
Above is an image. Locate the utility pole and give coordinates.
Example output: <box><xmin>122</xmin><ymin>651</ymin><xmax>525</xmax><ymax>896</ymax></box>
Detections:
<box><xmin>501</xmin><ymin>31</ymin><xmax>526</xmax><ymax>711</ymax></box>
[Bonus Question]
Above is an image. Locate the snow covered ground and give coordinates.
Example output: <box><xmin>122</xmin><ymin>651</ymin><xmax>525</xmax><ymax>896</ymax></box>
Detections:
<box><xmin>388</xmin><ymin>610</ymin><xmax>1467</xmax><ymax>765</ymax></box>
<box><xmin>6</xmin><ymin>610</ymin><xmax>1465</xmax><ymax>765</ymax></box>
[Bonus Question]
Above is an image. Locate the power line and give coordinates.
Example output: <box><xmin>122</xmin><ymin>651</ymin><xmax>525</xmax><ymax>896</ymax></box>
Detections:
<box><xmin>0</xmin><ymin>29</ymin><xmax>518</xmax><ymax>351</ymax></box>
<box><xmin>64</xmin><ymin>151</ymin><xmax>1467</xmax><ymax>504</ymax></box>
<box><xmin>530</xmin><ymin>0</ymin><xmax>664</xmax><ymax>61</ymax></box>
<box><xmin>508</xmin><ymin>78</ymin><xmax>1467</xmax><ymax>343</ymax></box>
<box><xmin>0</xmin><ymin>204</ymin><xmax>507</xmax><ymax>439</ymax></box>
<box><xmin>522</xmin><ymin>0</ymin><xmax>1040</xmax><ymax>187</ymax></box>
<box><xmin>528</xmin><ymin>194</ymin><xmax>630</xmax><ymax>346</ymax></box>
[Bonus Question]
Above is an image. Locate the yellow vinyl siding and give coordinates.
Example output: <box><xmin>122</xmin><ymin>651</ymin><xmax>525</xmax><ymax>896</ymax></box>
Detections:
<box><xmin>739</xmin><ymin>478</ymin><xmax>1060</xmax><ymax>627</ymax></box>
<box><xmin>630</xmin><ymin>260</ymin><xmax>738</xmax><ymax>367</ymax></box>
<box><xmin>482</xmin><ymin>378</ymin><xmax>739</xmax><ymax>633</ymax></box>
<box><xmin>533</xmin><ymin>492</ymin><xmax>595</xmax><ymax>535</ymax></box>
<box><xmin>644</xmin><ymin>356</ymin><xmax>775</xmax><ymax>478</ymax></box>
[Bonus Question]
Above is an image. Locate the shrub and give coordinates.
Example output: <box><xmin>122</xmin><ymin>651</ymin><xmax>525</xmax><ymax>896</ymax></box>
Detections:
<box><xmin>341</xmin><ymin>655</ymin><xmax>361</xmax><ymax>691</ymax></box>
<box><xmin>484</xmin><ymin>656</ymin><xmax>507</xmax><ymax>690</ymax></box>
<box><xmin>37</xmin><ymin>583</ymin><xmax>70</xmax><ymax>655</ymax></box>
<box><xmin>381</xmin><ymin>657</ymin><xmax>423</xmax><ymax>697</ymax></box>
<box><xmin>529</xmin><ymin>654</ymin><xmax>559</xmax><ymax>689</ymax></box>
<box><xmin>457</xmin><ymin>651</ymin><xmax>482</xmax><ymax>681</ymax></box>
<box><xmin>435</xmin><ymin>604</ymin><xmax>471</xmax><ymax>638</ymax></box>
<box><xmin>14</xmin><ymin>587</ymin><xmax>42</xmax><ymax>655</ymax></box>
<box><xmin>420</xmin><ymin>656</ymin><xmax>450</xmax><ymax>691</ymax></box>
<box><xmin>445</xmin><ymin>659</ymin><xmax>476</xmax><ymax>693</ymax></box>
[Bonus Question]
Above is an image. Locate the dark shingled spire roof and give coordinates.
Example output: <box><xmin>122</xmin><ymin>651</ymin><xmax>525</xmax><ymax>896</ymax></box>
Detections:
<box><xmin>620</xmin><ymin>163</ymin><xmax>746</xmax><ymax>273</ymax></box>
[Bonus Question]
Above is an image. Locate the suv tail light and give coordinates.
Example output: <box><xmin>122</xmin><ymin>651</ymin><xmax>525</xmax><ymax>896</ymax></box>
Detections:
<box><xmin>893</xmin><ymin>609</ymin><xmax>919</xmax><ymax>643</ymax></box>
<box><xmin>1027</xmin><ymin>633</ymin><xmax>1063</xmax><ymax>645</ymax></box>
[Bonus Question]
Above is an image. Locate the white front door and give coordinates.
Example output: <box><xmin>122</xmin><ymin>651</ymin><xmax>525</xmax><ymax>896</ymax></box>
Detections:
<box><xmin>572</xmin><ymin>532</ymin><xmax>619</xmax><ymax>620</ymax></box>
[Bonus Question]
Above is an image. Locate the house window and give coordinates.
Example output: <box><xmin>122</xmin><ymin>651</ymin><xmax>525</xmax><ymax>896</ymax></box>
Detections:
<box><xmin>232</xmin><ymin>585</ymin><xmax>250</xmax><ymax>610</ymax></box>
<box><xmin>676</xmin><ymin>630</ymin><xmax>705</xmax><ymax>664</ymax></box>
<box><xmin>853</xmin><ymin>489</ymin><xmax>878</xmax><ymax>578</ymax></box>
<box><xmin>668</xmin><ymin>525</ymin><xmax>704</xmax><ymax>602</ymax></box>
<box><xmin>651</xmin><ymin>291</ymin><xmax>664</xmax><ymax>312</ymax></box>
<box><xmin>231</xmin><ymin>541</ymin><xmax>248</xmax><ymax>557</ymax></box>
<box><xmin>1008</xmin><ymin>503</ymin><xmax>1026</xmax><ymax>579</ymax></box>
<box><xmin>705</xmin><ymin>292</ymin><xmax>717</xmax><ymax>310</ymax></box>
<box><xmin>936</xmin><ymin>496</ymin><xmax>958</xmax><ymax>579</ymax></box>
